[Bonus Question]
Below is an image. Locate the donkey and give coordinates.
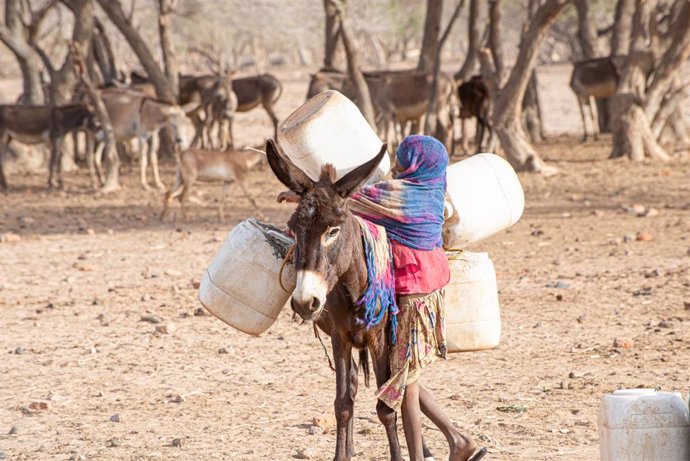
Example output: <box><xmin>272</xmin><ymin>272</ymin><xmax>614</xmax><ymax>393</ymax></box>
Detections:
<box><xmin>160</xmin><ymin>147</ymin><xmax>264</xmax><ymax>221</ymax></box>
<box><xmin>179</xmin><ymin>73</ymin><xmax>283</xmax><ymax>140</ymax></box>
<box><xmin>569</xmin><ymin>53</ymin><xmax>655</xmax><ymax>141</ymax></box>
<box><xmin>198</xmin><ymin>75</ymin><xmax>238</xmax><ymax>150</ymax></box>
<box><xmin>90</xmin><ymin>88</ymin><xmax>192</xmax><ymax>190</ymax></box>
<box><xmin>267</xmin><ymin>140</ymin><xmax>444</xmax><ymax>461</ymax></box>
<box><xmin>456</xmin><ymin>75</ymin><xmax>492</xmax><ymax>154</ymax></box>
<box><xmin>0</xmin><ymin>103</ymin><xmax>92</xmax><ymax>190</ymax></box>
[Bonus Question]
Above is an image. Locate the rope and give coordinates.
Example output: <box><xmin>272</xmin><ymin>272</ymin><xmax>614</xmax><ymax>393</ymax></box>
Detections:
<box><xmin>278</xmin><ymin>245</ymin><xmax>295</xmax><ymax>294</ymax></box>
<box><xmin>313</xmin><ymin>323</ymin><xmax>335</xmax><ymax>372</ymax></box>
<box><xmin>279</xmin><ymin>244</ymin><xmax>334</xmax><ymax>372</ymax></box>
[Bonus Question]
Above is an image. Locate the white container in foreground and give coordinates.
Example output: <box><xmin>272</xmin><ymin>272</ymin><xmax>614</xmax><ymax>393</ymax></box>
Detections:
<box><xmin>443</xmin><ymin>153</ymin><xmax>525</xmax><ymax>249</ymax></box>
<box><xmin>198</xmin><ymin>219</ymin><xmax>296</xmax><ymax>336</ymax></box>
<box><xmin>277</xmin><ymin>90</ymin><xmax>390</xmax><ymax>184</ymax></box>
<box><xmin>599</xmin><ymin>389</ymin><xmax>690</xmax><ymax>461</ymax></box>
<box><xmin>444</xmin><ymin>251</ymin><xmax>501</xmax><ymax>352</ymax></box>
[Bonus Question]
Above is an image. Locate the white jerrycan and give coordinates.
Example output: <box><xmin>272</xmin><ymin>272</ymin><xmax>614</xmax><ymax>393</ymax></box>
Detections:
<box><xmin>198</xmin><ymin>219</ymin><xmax>296</xmax><ymax>336</ymax></box>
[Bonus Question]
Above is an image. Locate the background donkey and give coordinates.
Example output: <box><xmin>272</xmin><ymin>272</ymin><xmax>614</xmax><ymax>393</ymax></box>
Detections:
<box><xmin>266</xmin><ymin>141</ymin><xmax>438</xmax><ymax>461</ymax></box>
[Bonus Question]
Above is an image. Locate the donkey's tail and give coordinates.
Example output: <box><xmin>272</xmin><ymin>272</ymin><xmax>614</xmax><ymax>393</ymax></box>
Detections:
<box><xmin>359</xmin><ymin>348</ymin><xmax>370</xmax><ymax>388</ymax></box>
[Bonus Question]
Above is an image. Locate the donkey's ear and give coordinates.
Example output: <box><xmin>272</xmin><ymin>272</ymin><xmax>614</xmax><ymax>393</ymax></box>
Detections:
<box><xmin>334</xmin><ymin>143</ymin><xmax>387</xmax><ymax>198</ymax></box>
<box><xmin>265</xmin><ymin>139</ymin><xmax>312</xmax><ymax>194</ymax></box>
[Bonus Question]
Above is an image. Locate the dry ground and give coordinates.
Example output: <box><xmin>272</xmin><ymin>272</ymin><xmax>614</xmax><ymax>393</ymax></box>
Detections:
<box><xmin>1</xmin><ymin>68</ymin><xmax>690</xmax><ymax>461</ymax></box>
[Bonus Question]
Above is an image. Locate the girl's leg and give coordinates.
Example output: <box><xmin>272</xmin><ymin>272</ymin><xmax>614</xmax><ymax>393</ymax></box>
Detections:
<box><xmin>401</xmin><ymin>381</ymin><xmax>425</xmax><ymax>461</ymax></box>
<box><xmin>419</xmin><ymin>385</ymin><xmax>481</xmax><ymax>461</ymax></box>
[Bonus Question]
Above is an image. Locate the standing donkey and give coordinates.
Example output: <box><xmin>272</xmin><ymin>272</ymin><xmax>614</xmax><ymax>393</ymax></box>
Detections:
<box><xmin>266</xmin><ymin>141</ymin><xmax>439</xmax><ymax>461</ymax></box>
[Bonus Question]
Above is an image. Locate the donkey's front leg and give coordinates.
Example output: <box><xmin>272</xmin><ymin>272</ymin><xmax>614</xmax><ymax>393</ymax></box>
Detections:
<box><xmin>332</xmin><ymin>335</ymin><xmax>354</xmax><ymax>461</ymax></box>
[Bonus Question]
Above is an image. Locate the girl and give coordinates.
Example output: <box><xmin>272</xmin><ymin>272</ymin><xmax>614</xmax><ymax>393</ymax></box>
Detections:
<box><xmin>278</xmin><ymin>135</ymin><xmax>486</xmax><ymax>461</ymax></box>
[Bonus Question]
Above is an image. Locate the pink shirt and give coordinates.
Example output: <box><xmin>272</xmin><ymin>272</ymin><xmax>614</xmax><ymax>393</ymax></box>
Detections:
<box><xmin>390</xmin><ymin>241</ymin><xmax>450</xmax><ymax>295</ymax></box>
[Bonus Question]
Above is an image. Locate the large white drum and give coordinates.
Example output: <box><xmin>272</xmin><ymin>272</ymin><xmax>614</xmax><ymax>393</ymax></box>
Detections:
<box><xmin>444</xmin><ymin>251</ymin><xmax>501</xmax><ymax>352</ymax></box>
<box><xmin>443</xmin><ymin>153</ymin><xmax>524</xmax><ymax>249</ymax></box>
<box><xmin>198</xmin><ymin>219</ymin><xmax>296</xmax><ymax>336</ymax></box>
<box><xmin>599</xmin><ymin>389</ymin><xmax>690</xmax><ymax>461</ymax></box>
<box><xmin>277</xmin><ymin>90</ymin><xmax>390</xmax><ymax>184</ymax></box>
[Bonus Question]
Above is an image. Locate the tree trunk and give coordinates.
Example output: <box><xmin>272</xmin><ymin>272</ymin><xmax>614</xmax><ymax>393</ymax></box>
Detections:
<box><xmin>96</xmin><ymin>0</ymin><xmax>175</xmax><ymax>103</ymax></box>
<box><xmin>484</xmin><ymin>0</ymin><xmax>571</xmax><ymax>173</ymax></box>
<box><xmin>488</xmin><ymin>0</ymin><xmax>507</xmax><ymax>87</ymax></box>
<box><xmin>69</xmin><ymin>41</ymin><xmax>120</xmax><ymax>192</ymax></box>
<box><xmin>323</xmin><ymin>0</ymin><xmax>345</xmax><ymax>71</ymax></box>
<box><xmin>610</xmin><ymin>0</ymin><xmax>690</xmax><ymax>161</ymax></box>
<box><xmin>158</xmin><ymin>0</ymin><xmax>179</xmax><ymax>100</ymax></box>
<box><xmin>91</xmin><ymin>18</ymin><xmax>118</xmax><ymax>84</ymax></box>
<box><xmin>418</xmin><ymin>0</ymin><xmax>443</xmax><ymax>72</ymax></box>
<box><xmin>330</xmin><ymin>0</ymin><xmax>376</xmax><ymax>127</ymax></box>
<box><xmin>424</xmin><ymin>0</ymin><xmax>465</xmax><ymax>134</ymax></box>
<box><xmin>47</xmin><ymin>0</ymin><xmax>96</xmax><ymax>104</ymax></box>
<box><xmin>574</xmin><ymin>0</ymin><xmax>600</xmax><ymax>59</ymax></box>
<box><xmin>0</xmin><ymin>0</ymin><xmax>47</xmax><ymax>104</ymax></box>
<box><xmin>521</xmin><ymin>0</ymin><xmax>545</xmax><ymax>143</ymax></box>
<box><xmin>611</xmin><ymin>0</ymin><xmax>635</xmax><ymax>56</ymax></box>
<box><xmin>522</xmin><ymin>72</ymin><xmax>544</xmax><ymax>142</ymax></box>
<box><xmin>454</xmin><ymin>0</ymin><xmax>483</xmax><ymax>81</ymax></box>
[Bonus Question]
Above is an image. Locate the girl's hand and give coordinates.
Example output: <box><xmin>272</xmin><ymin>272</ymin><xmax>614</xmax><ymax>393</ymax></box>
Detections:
<box><xmin>277</xmin><ymin>191</ymin><xmax>300</xmax><ymax>203</ymax></box>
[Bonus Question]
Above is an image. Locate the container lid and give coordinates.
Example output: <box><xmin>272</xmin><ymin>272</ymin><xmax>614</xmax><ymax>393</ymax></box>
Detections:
<box><xmin>612</xmin><ymin>389</ymin><xmax>657</xmax><ymax>396</ymax></box>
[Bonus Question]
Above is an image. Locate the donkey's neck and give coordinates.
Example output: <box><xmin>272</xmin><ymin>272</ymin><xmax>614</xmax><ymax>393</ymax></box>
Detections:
<box><xmin>340</xmin><ymin>211</ymin><xmax>368</xmax><ymax>305</ymax></box>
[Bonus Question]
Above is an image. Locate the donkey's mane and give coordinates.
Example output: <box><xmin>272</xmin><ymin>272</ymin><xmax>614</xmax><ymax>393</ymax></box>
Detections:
<box><xmin>319</xmin><ymin>164</ymin><xmax>338</xmax><ymax>184</ymax></box>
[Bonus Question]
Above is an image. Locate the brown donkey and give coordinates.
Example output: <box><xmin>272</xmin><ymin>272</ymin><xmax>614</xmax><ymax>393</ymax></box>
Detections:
<box><xmin>266</xmin><ymin>141</ymin><xmax>441</xmax><ymax>461</ymax></box>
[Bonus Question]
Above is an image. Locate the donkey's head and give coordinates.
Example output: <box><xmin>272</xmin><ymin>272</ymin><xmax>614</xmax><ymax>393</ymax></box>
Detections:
<box><xmin>266</xmin><ymin>140</ymin><xmax>387</xmax><ymax>321</ymax></box>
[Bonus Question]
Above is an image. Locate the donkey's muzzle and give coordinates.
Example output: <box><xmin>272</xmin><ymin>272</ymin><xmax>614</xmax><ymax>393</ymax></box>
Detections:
<box><xmin>290</xmin><ymin>296</ymin><xmax>323</xmax><ymax>322</ymax></box>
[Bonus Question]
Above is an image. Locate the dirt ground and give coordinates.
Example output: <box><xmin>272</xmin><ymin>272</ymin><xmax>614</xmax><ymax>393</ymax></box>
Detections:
<box><xmin>1</xmin><ymin>68</ymin><xmax>690</xmax><ymax>461</ymax></box>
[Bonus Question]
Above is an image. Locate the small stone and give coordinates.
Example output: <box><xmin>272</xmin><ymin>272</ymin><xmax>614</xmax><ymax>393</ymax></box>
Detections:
<box><xmin>193</xmin><ymin>307</ymin><xmax>206</xmax><ymax>316</ymax></box>
<box><xmin>568</xmin><ymin>372</ymin><xmax>583</xmax><ymax>379</ymax></box>
<box><xmin>165</xmin><ymin>269</ymin><xmax>182</xmax><ymax>277</ymax></box>
<box><xmin>218</xmin><ymin>347</ymin><xmax>230</xmax><ymax>354</ymax></box>
<box><xmin>106</xmin><ymin>438</ymin><xmax>121</xmax><ymax>448</ymax></box>
<box><xmin>28</xmin><ymin>401</ymin><xmax>48</xmax><ymax>411</ymax></box>
<box><xmin>141</xmin><ymin>294</ymin><xmax>152</xmax><ymax>302</ymax></box>
<box><xmin>68</xmin><ymin>455</ymin><xmax>83</xmax><ymax>461</ymax></box>
<box><xmin>623</xmin><ymin>233</ymin><xmax>635</xmax><ymax>243</ymax></box>
<box><xmin>140</xmin><ymin>314</ymin><xmax>161</xmax><ymax>324</ymax></box>
<box><xmin>8</xmin><ymin>426</ymin><xmax>18</xmax><ymax>435</ymax></box>
<box><xmin>171</xmin><ymin>394</ymin><xmax>185</xmax><ymax>404</ymax></box>
<box><xmin>109</xmin><ymin>413</ymin><xmax>122</xmax><ymax>422</ymax></box>
<box><xmin>312</xmin><ymin>415</ymin><xmax>336</xmax><ymax>434</ymax></box>
<box><xmin>636</xmin><ymin>232</ymin><xmax>653</xmax><ymax>242</ymax></box>
<box><xmin>0</xmin><ymin>451</ymin><xmax>6</xmax><ymax>460</ymax></box>
<box><xmin>684</xmin><ymin>301</ymin><xmax>690</xmax><ymax>310</ymax></box>
<box><xmin>155</xmin><ymin>322</ymin><xmax>176</xmax><ymax>335</ymax></box>
<box><xmin>171</xmin><ymin>438</ymin><xmax>184</xmax><ymax>448</ymax></box>
<box><xmin>14</xmin><ymin>347</ymin><xmax>25</xmax><ymax>355</ymax></box>
<box><xmin>294</xmin><ymin>447</ymin><xmax>317</xmax><ymax>459</ymax></box>
<box><xmin>559</xmin><ymin>381</ymin><xmax>571</xmax><ymax>390</ymax></box>
<box><xmin>644</xmin><ymin>207</ymin><xmax>660</xmax><ymax>217</ymax></box>
<box><xmin>86</xmin><ymin>228</ymin><xmax>96</xmax><ymax>236</ymax></box>
<box><xmin>561</xmin><ymin>212</ymin><xmax>571</xmax><ymax>218</ymax></box>
<box><xmin>613</xmin><ymin>338</ymin><xmax>634</xmax><ymax>349</ymax></box>
<box><xmin>308</xmin><ymin>425</ymin><xmax>323</xmax><ymax>435</ymax></box>
<box><xmin>556</xmin><ymin>294</ymin><xmax>563</xmax><ymax>301</ymax></box>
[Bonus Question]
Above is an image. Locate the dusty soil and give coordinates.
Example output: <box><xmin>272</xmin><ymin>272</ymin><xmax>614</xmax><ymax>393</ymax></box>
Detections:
<box><xmin>2</xmin><ymin>68</ymin><xmax>690</xmax><ymax>461</ymax></box>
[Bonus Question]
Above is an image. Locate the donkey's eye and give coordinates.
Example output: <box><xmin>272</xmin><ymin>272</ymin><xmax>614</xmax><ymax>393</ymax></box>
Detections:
<box><xmin>327</xmin><ymin>227</ymin><xmax>341</xmax><ymax>238</ymax></box>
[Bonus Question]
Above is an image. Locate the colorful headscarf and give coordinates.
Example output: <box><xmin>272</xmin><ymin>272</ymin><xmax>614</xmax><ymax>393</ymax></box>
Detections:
<box><xmin>350</xmin><ymin>135</ymin><xmax>448</xmax><ymax>251</ymax></box>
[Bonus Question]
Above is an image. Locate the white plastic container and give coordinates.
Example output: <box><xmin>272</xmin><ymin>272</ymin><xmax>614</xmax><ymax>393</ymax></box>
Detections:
<box><xmin>443</xmin><ymin>153</ymin><xmax>525</xmax><ymax>249</ymax></box>
<box><xmin>198</xmin><ymin>219</ymin><xmax>296</xmax><ymax>336</ymax></box>
<box><xmin>444</xmin><ymin>251</ymin><xmax>501</xmax><ymax>352</ymax></box>
<box><xmin>277</xmin><ymin>90</ymin><xmax>390</xmax><ymax>184</ymax></box>
<box><xmin>599</xmin><ymin>389</ymin><xmax>690</xmax><ymax>461</ymax></box>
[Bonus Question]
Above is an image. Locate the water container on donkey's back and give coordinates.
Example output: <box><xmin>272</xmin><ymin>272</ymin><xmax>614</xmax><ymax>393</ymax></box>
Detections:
<box><xmin>444</xmin><ymin>251</ymin><xmax>501</xmax><ymax>352</ymax></box>
<box><xmin>443</xmin><ymin>153</ymin><xmax>525</xmax><ymax>249</ymax></box>
<box><xmin>277</xmin><ymin>89</ymin><xmax>390</xmax><ymax>184</ymax></box>
<box><xmin>598</xmin><ymin>388</ymin><xmax>690</xmax><ymax>461</ymax></box>
<box><xmin>198</xmin><ymin>219</ymin><xmax>295</xmax><ymax>335</ymax></box>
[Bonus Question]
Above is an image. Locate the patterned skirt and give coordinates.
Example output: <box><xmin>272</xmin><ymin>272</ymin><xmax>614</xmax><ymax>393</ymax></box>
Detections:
<box><xmin>376</xmin><ymin>289</ymin><xmax>447</xmax><ymax>410</ymax></box>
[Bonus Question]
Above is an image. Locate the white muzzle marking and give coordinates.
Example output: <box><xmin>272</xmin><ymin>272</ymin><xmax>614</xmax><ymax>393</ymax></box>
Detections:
<box><xmin>292</xmin><ymin>270</ymin><xmax>328</xmax><ymax>309</ymax></box>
